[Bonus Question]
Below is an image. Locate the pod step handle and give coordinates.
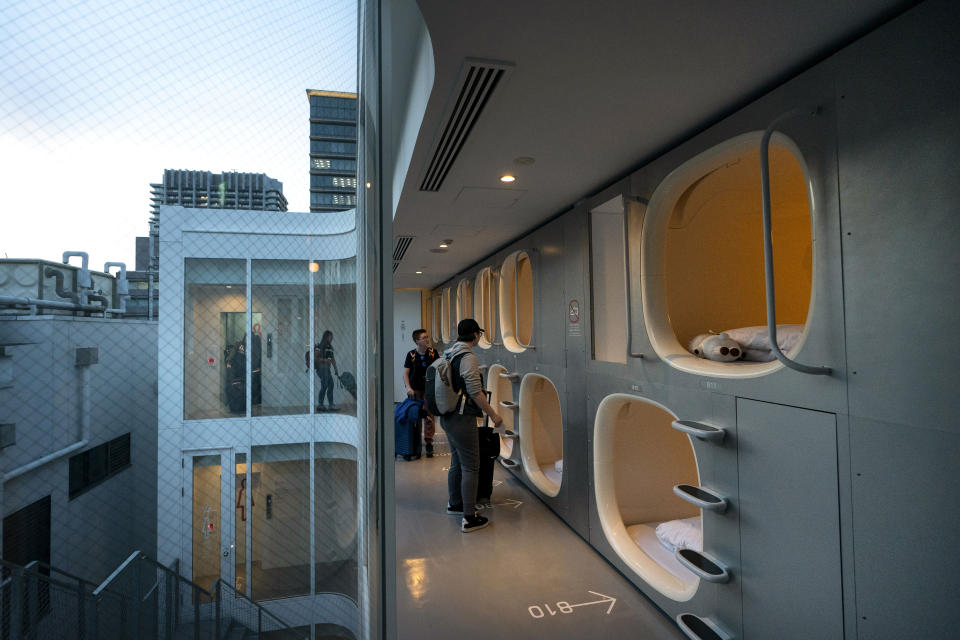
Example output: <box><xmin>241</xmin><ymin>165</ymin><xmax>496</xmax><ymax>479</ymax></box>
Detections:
<box><xmin>672</xmin><ymin>420</ymin><xmax>725</xmax><ymax>443</ymax></box>
<box><xmin>499</xmin><ymin>372</ymin><xmax>521</xmax><ymax>381</ymax></box>
<box><xmin>675</xmin><ymin>548</ymin><xmax>731</xmax><ymax>583</ymax></box>
<box><xmin>673</xmin><ymin>484</ymin><xmax>728</xmax><ymax>513</ymax></box>
<box><xmin>499</xmin><ymin>400</ymin><xmax>519</xmax><ymax>411</ymax></box>
<box><xmin>676</xmin><ymin>613</ymin><xmax>733</xmax><ymax>640</ymax></box>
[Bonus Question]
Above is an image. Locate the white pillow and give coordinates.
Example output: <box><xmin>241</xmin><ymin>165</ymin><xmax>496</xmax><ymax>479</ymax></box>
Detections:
<box><xmin>655</xmin><ymin>516</ymin><xmax>702</xmax><ymax>553</ymax></box>
<box><xmin>554</xmin><ymin>459</ymin><xmax>564</xmax><ymax>474</ymax></box>
<box><xmin>723</xmin><ymin>324</ymin><xmax>803</xmax><ymax>353</ymax></box>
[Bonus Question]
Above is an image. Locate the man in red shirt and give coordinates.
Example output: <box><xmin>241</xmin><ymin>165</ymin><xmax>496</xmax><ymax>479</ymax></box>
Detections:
<box><xmin>403</xmin><ymin>329</ymin><xmax>439</xmax><ymax>457</ymax></box>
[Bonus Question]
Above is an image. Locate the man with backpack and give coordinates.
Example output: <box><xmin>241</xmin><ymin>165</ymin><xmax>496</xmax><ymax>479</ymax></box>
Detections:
<box><xmin>402</xmin><ymin>328</ymin><xmax>439</xmax><ymax>457</ymax></box>
<box><xmin>434</xmin><ymin>318</ymin><xmax>503</xmax><ymax>533</ymax></box>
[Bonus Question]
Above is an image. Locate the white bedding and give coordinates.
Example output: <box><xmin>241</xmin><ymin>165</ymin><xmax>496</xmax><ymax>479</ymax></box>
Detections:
<box><xmin>722</xmin><ymin>324</ymin><xmax>804</xmax><ymax>361</ymax></box>
<box><xmin>626</xmin><ymin>523</ymin><xmax>698</xmax><ymax>584</ymax></box>
<box><xmin>554</xmin><ymin>458</ymin><xmax>564</xmax><ymax>474</ymax></box>
<box><xmin>655</xmin><ymin>516</ymin><xmax>702</xmax><ymax>553</ymax></box>
<box><xmin>541</xmin><ymin>463</ymin><xmax>562</xmax><ymax>488</ymax></box>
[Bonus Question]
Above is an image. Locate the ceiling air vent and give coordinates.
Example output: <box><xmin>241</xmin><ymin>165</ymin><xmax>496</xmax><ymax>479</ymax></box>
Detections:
<box><xmin>419</xmin><ymin>59</ymin><xmax>514</xmax><ymax>192</ymax></box>
<box><xmin>393</xmin><ymin>235</ymin><xmax>415</xmax><ymax>273</ymax></box>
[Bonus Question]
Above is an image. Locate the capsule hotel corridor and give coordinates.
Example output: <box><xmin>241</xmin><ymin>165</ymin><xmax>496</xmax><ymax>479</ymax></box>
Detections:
<box><xmin>394</xmin><ymin>453</ymin><xmax>684</xmax><ymax>640</ymax></box>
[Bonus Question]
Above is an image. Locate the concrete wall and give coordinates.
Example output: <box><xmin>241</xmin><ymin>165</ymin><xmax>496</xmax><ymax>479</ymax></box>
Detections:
<box><xmin>0</xmin><ymin>315</ymin><xmax>158</xmax><ymax>583</ymax></box>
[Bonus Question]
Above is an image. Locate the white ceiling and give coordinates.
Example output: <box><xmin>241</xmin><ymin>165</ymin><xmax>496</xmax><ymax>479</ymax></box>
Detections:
<box><xmin>391</xmin><ymin>0</ymin><xmax>910</xmax><ymax>289</ymax></box>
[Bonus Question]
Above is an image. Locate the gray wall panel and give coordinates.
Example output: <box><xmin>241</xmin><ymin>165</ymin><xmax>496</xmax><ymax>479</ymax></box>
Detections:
<box><xmin>837</xmin><ymin>0</ymin><xmax>960</xmax><ymax>431</ymax></box>
<box><xmin>850</xmin><ymin>417</ymin><xmax>960</xmax><ymax>640</ymax></box>
<box><xmin>737</xmin><ymin>399</ymin><xmax>842</xmax><ymax>640</ymax></box>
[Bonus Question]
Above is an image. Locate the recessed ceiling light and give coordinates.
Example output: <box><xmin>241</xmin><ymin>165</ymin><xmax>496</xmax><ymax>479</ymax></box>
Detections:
<box><xmin>365</xmin><ymin>182</ymin><xmax>371</xmax><ymax>189</ymax></box>
<box><xmin>439</xmin><ymin>243</ymin><xmax>449</xmax><ymax>248</ymax></box>
<box><xmin>415</xmin><ymin>271</ymin><xmax>423</xmax><ymax>274</ymax></box>
<box><xmin>500</xmin><ymin>174</ymin><xmax>516</xmax><ymax>183</ymax></box>
<box><xmin>225</xmin><ymin>285</ymin><xmax>232</xmax><ymax>289</ymax></box>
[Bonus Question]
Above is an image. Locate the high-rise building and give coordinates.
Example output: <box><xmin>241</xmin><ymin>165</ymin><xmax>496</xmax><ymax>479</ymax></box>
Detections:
<box><xmin>307</xmin><ymin>90</ymin><xmax>358</xmax><ymax>212</ymax></box>
<box><xmin>149</xmin><ymin>169</ymin><xmax>288</xmax><ymax>216</ymax></box>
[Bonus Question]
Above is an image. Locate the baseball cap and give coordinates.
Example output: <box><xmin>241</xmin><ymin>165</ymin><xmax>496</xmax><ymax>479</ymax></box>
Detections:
<box><xmin>456</xmin><ymin>318</ymin><xmax>484</xmax><ymax>340</ymax></box>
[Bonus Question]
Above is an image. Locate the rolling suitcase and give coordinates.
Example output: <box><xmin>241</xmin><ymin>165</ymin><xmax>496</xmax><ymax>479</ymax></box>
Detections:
<box><xmin>394</xmin><ymin>397</ymin><xmax>422</xmax><ymax>460</ymax></box>
<box><xmin>477</xmin><ymin>427</ymin><xmax>499</xmax><ymax>500</ymax></box>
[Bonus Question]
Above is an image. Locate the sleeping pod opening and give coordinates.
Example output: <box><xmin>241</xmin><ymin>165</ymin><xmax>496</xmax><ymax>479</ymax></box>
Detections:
<box><xmin>456</xmin><ymin>278</ymin><xmax>471</xmax><ymax>326</ymax></box>
<box><xmin>594</xmin><ymin>394</ymin><xmax>701</xmax><ymax>601</ymax></box>
<box><xmin>431</xmin><ymin>294</ymin><xmax>443</xmax><ymax>348</ymax></box>
<box><xmin>641</xmin><ymin>132</ymin><xmax>814</xmax><ymax>378</ymax></box>
<box><xmin>518</xmin><ymin>373</ymin><xmax>563</xmax><ymax>497</ymax></box>
<box><xmin>485</xmin><ymin>364</ymin><xmax>515</xmax><ymax>458</ymax></box>
<box><xmin>498</xmin><ymin>250</ymin><xmax>534</xmax><ymax>353</ymax></box>
<box><xmin>440</xmin><ymin>287</ymin><xmax>452</xmax><ymax>344</ymax></box>
<box><xmin>473</xmin><ymin>266</ymin><xmax>497</xmax><ymax>349</ymax></box>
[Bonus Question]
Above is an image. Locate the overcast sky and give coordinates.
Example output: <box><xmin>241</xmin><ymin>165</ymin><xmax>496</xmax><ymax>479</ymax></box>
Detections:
<box><xmin>0</xmin><ymin>0</ymin><xmax>357</xmax><ymax>269</ymax></box>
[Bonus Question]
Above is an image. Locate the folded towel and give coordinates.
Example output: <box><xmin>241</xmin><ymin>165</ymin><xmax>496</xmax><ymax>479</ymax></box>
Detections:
<box><xmin>655</xmin><ymin>516</ymin><xmax>702</xmax><ymax>553</ymax></box>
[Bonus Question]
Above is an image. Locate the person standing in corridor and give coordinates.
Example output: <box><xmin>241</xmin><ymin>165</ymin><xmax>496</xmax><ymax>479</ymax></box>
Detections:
<box><xmin>403</xmin><ymin>329</ymin><xmax>439</xmax><ymax>457</ymax></box>
<box><xmin>440</xmin><ymin>318</ymin><xmax>503</xmax><ymax>532</ymax></box>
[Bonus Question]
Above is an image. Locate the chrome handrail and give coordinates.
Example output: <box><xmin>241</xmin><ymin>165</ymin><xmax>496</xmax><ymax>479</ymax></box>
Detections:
<box><xmin>92</xmin><ymin>550</ymin><xmax>144</xmax><ymax>597</ymax></box>
<box><xmin>760</xmin><ymin>108</ymin><xmax>831</xmax><ymax>376</ymax></box>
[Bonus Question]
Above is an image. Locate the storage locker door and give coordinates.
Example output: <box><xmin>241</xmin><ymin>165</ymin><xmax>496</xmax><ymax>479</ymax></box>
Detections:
<box><xmin>737</xmin><ymin>398</ymin><xmax>842</xmax><ymax>640</ymax></box>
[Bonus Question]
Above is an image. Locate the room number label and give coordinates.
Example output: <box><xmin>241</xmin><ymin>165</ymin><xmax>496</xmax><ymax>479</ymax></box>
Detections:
<box><xmin>527</xmin><ymin>591</ymin><xmax>616</xmax><ymax>619</ymax></box>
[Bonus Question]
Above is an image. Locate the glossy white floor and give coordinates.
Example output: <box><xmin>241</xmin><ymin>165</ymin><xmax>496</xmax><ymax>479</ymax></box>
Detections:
<box><xmin>395</xmin><ymin>452</ymin><xmax>686</xmax><ymax>639</ymax></box>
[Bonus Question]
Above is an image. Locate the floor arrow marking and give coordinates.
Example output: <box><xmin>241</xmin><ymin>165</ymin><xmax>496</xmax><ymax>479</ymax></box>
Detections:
<box><xmin>568</xmin><ymin>591</ymin><xmax>616</xmax><ymax>614</ymax></box>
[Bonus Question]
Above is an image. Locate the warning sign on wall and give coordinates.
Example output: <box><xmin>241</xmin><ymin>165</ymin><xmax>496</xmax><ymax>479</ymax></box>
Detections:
<box><xmin>568</xmin><ymin>299</ymin><xmax>582</xmax><ymax>337</ymax></box>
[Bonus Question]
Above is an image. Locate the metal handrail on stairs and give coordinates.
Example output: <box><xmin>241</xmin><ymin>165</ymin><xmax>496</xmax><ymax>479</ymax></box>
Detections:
<box><xmin>1</xmin><ymin>553</ymin><xmax>306</xmax><ymax>639</ymax></box>
<box><xmin>213</xmin><ymin>577</ymin><xmax>304</xmax><ymax>639</ymax></box>
<box><xmin>1</xmin><ymin>557</ymin><xmax>125</xmax><ymax>640</ymax></box>
<box><xmin>91</xmin><ymin>551</ymin><xmax>305</xmax><ymax>640</ymax></box>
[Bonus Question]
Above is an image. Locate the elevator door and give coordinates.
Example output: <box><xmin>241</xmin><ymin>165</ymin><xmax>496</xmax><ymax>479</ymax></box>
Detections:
<box><xmin>737</xmin><ymin>398</ymin><xmax>843</xmax><ymax>639</ymax></box>
<box><xmin>184</xmin><ymin>450</ymin><xmax>235</xmax><ymax>598</ymax></box>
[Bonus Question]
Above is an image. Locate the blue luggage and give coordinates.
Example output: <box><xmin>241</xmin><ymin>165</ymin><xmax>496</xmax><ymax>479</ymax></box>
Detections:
<box><xmin>394</xmin><ymin>398</ymin><xmax>422</xmax><ymax>460</ymax></box>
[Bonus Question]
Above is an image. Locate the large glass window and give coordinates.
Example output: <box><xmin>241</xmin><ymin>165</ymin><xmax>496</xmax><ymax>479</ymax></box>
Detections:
<box><xmin>192</xmin><ymin>454</ymin><xmax>222</xmax><ymax>599</ymax></box>
<box><xmin>590</xmin><ymin>196</ymin><xmax>628</xmax><ymax>363</ymax></box>
<box><xmin>311</xmin><ymin>175</ymin><xmax>358</xmax><ymax>190</ymax></box>
<box><xmin>251</xmin><ymin>260</ymin><xmax>310</xmax><ymax>417</ymax></box>
<box><xmin>313</xmin><ymin>257</ymin><xmax>358</xmax><ymax>416</ymax></box>
<box><xmin>311</xmin><ymin>123</ymin><xmax>357</xmax><ymax>138</ymax></box>
<box><xmin>184</xmin><ymin>258</ymin><xmax>248</xmax><ymax>420</ymax></box>
<box><xmin>251</xmin><ymin>444</ymin><xmax>310</xmax><ymax>601</ymax></box>
<box><xmin>310</xmin><ymin>104</ymin><xmax>357</xmax><ymax>120</ymax></box>
<box><xmin>314</xmin><ymin>443</ymin><xmax>358</xmax><ymax>598</ymax></box>
<box><xmin>310</xmin><ymin>140</ymin><xmax>358</xmax><ymax>156</ymax></box>
<box><xmin>311</xmin><ymin>193</ymin><xmax>357</xmax><ymax>207</ymax></box>
<box><xmin>235</xmin><ymin>452</ymin><xmax>248</xmax><ymax>596</ymax></box>
<box><xmin>311</xmin><ymin>158</ymin><xmax>357</xmax><ymax>172</ymax></box>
